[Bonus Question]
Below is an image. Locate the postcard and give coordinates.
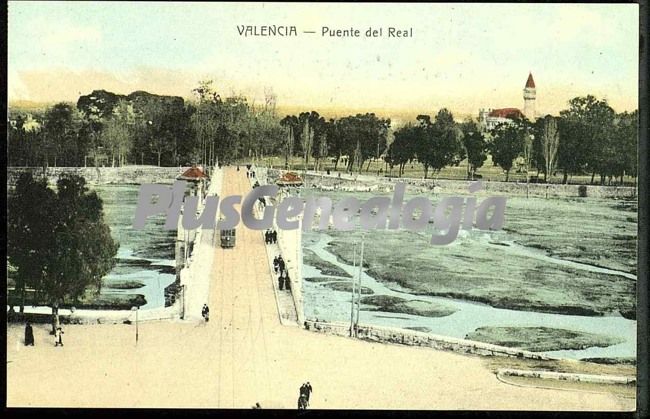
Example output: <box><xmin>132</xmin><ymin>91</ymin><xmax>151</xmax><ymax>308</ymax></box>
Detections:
<box><xmin>6</xmin><ymin>1</ymin><xmax>640</xmax><ymax>411</ymax></box>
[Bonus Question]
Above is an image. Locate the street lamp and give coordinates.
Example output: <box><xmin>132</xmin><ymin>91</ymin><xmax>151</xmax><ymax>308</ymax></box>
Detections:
<box><xmin>131</xmin><ymin>306</ymin><xmax>139</xmax><ymax>344</ymax></box>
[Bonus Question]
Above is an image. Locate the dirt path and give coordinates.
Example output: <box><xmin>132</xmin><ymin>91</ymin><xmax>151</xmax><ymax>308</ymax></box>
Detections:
<box><xmin>5</xmin><ymin>167</ymin><xmax>634</xmax><ymax>410</ymax></box>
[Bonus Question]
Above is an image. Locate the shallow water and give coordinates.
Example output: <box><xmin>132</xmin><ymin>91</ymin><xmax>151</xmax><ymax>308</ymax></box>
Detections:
<box><xmin>301</xmin><ymin>189</ymin><xmax>637</xmax><ymax>360</ymax></box>
<box><xmin>96</xmin><ymin>185</ymin><xmax>176</xmax><ymax>309</ymax></box>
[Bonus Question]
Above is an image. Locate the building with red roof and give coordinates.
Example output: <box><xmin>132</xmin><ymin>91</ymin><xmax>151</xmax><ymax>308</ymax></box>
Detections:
<box><xmin>478</xmin><ymin>73</ymin><xmax>536</xmax><ymax>132</ymax></box>
<box><xmin>177</xmin><ymin>165</ymin><xmax>209</xmax><ymax>181</ymax></box>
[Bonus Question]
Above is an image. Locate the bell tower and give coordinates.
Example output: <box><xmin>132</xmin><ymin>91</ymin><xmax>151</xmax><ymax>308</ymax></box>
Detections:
<box><xmin>523</xmin><ymin>72</ymin><xmax>536</xmax><ymax>121</ymax></box>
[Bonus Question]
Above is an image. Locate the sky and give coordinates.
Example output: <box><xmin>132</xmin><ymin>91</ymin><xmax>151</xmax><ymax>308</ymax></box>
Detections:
<box><xmin>8</xmin><ymin>2</ymin><xmax>639</xmax><ymax>121</ymax></box>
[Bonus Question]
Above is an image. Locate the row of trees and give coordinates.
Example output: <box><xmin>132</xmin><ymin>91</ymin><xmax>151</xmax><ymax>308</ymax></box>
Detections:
<box><xmin>8</xmin><ymin>87</ymin><xmax>637</xmax><ymax>185</ymax></box>
<box><xmin>385</xmin><ymin>96</ymin><xmax>637</xmax><ymax>184</ymax></box>
<box><xmin>7</xmin><ymin>83</ymin><xmax>286</xmax><ymax>169</ymax></box>
<box><xmin>489</xmin><ymin>96</ymin><xmax>638</xmax><ymax>184</ymax></box>
<box><xmin>385</xmin><ymin>109</ymin><xmax>465</xmax><ymax>178</ymax></box>
<box><xmin>280</xmin><ymin>111</ymin><xmax>391</xmax><ymax>173</ymax></box>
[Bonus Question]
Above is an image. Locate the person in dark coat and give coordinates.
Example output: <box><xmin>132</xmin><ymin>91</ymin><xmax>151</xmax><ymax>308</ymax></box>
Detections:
<box><xmin>24</xmin><ymin>322</ymin><xmax>34</xmax><ymax>346</ymax></box>
<box><xmin>298</xmin><ymin>394</ymin><xmax>308</xmax><ymax>410</ymax></box>
<box><xmin>304</xmin><ymin>382</ymin><xmax>313</xmax><ymax>401</ymax></box>
<box><xmin>272</xmin><ymin>230</ymin><xmax>277</xmax><ymax>244</ymax></box>
<box><xmin>278</xmin><ymin>256</ymin><xmax>285</xmax><ymax>274</ymax></box>
<box><xmin>264</xmin><ymin>230</ymin><xmax>269</xmax><ymax>244</ymax></box>
<box><xmin>202</xmin><ymin>304</ymin><xmax>210</xmax><ymax>322</ymax></box>
<box><xmin>278</xmin><ymin>273</ymin><xmax>284</xmax><ymax>291</ymax></box>
<box><xmin>282</xmin><ymin>271</ymin><xmax>290</xmax><ymax>291</ymax></box>
<box><xmin>273</xmin><ymin>256</ymin><xmax>279</xmax><ymax>273</ymax></box>
<box><xmin>54</xmin><ymin>326</ymin><xmax>64</xmax><ymax>347</ymax></box>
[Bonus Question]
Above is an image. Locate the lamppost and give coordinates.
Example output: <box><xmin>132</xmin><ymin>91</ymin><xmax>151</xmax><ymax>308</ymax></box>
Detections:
<box><xmin>181</xmin><ymin>284</ymin><xmax>186</xmax><ymax>320</ymax></box>
<box><xmin>131</xmin><ymin>306</ymin><xmax>139</xmax><ymax>344</ymax></box>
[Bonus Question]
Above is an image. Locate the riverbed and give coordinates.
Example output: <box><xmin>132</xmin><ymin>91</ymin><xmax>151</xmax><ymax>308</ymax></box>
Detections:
<box><xmin>96</xmin><ymin>184</ymin><xmax>176</xmax><ymax>309</ymax></box>
<box><xmin>300</xmin><ymin>188</ymin><xmax>637</xmax><ymax>360</ymax></box>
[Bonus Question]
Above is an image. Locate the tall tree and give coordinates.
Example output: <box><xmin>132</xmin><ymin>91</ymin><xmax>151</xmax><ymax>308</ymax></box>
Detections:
<box><xmin>489</xmin><ymin>121</ymin><xmax>526</xmax><ymax>182</ymax></box>
<box><xmin>460</xmin><ymin>120</ymin><xmax>487</xmax><ymax>180</ymax></box>
<box><xmin>387</xmin><ymin>123</ymin><xmax>418</xmax><ymax>177</ymax></box>
<box><xmin>417</xmin><ymin>109</ymin><xmax>465</xmax><ymax>179</ymax></box>
<box><xmin>7</xmin><ymin>173</ymin><xmax>57</xmax><ymax>313</ymax></box>
<box><xmin>8</xmin><ymin>174</ymin><xmax>119</xmax><ymax>330</ymax></box>
<box><xmin>558</xmin><ymin>96</ymin><xmax>616</xmax><ymax>184</ymax></box>
<box><xmin>101</xmin><ymin>100</ymin><xmax>136</xmax><ymax>167</ymax></box>
<box><xmin>537</xmin><ymin>115</ymin><xmax>560</xmax><ymax>182</ymax></box>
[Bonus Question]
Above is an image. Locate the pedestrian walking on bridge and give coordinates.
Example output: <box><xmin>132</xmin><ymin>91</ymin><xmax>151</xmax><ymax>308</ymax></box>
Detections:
<box><xmin>278</xmin><ymin>273</ymin><xmax>284</xmax><ymax>291</ymax></box>
<box><xmin>202</xmin><ymin>304</ymin><xmax>210</xmax><ymax>322</ymax></box>
<box><xmin>54</xmin><ymin>326</ymin><xmax>64</xmax><ymax>347</ymax></box>
<box><xmin>298</xmin><ymin>382</ymin><xmax>313</xmax><ymax>409</ymax></box>
<box><xmin>300</xmin><ymin>382</ymin><xmax>313</xmax><ymax>402</ymax></box>
<box><xmin>277</xmin><ymin>256</ymin><xmax>285</xmax><ymax>274</ymax></box>
<box><xmin>24</xmin><ymin>322</ymin><xmax>34</xmax><ymax>346</ymax></box>
<box><xmin>282</xmin><ymin>271</ymin><xmax>291</xmax><ymax>291</ymax></box>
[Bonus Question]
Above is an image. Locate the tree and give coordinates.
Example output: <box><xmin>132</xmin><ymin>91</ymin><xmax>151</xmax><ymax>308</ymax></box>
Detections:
<box><xmin>8</xmin><ymin>173</ymin><xmax>119</xmax><ymax>331</ymax></box>
<box><xmin>338</xmin><ymin>113</ymin><xmax>390</xmax><ymax>173</ymax></box>
<box><xmin>279</xmin><ymin>115</ymin><xmax>298</xmax><ymax>169</ymax></box>
<box><xmin>489</xmin><ymin>121</ymin><xmax>525</xmax><ymax>181</ymax></box>
<box><xmin>613</xmin><ymin>110</ymin><xmax>638</xmax><ymax>184</ymax></box>
<box><xmin>558</xmin><ymin>96</ymin><xmax>616</xmax><ymax>184</ymax></box>
<box><xmin>101</xmin><ymin>100</ymin><xmax>136</xmax><ymax>167</ymax></box>
<box><xmin>387</xmin><ymin>124</ymin><xmax>418</xmax><ymax>176</ymax></box>
<box><xmin>136</xmin><ymin>96</ymin><xmax>187</xmax><ymax>166</ymax></box>
<box><xmin>301</xmin><ymin>118</ymin><xmax>314</xmax><ymax>170</ymax></box>
<box><xmin>460</xmin><ymin>120</ymin><xmax>487</xmax><ymax>180</ymax></box>
<box><xmin>537</xmin><ymin>115</ymin><xmax>560</xmax><ymax>182</ymax></box>
<box><xmin>8</xmin><ymin>111</ymin><xmax>44</xmax><ymax>167</ymax></box>
<box><xmin>416</xmin><ymin>109</ymin><xmax>465</xmax><ymax>179</ymax></box>
<box><xmin>7</xmin><ymin>173</ymin><xmax>56</xmax><ymax>313</ymax></box>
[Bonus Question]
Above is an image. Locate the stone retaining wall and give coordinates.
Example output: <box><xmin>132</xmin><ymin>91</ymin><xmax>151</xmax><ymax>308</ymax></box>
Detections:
<box><xmin>7</xmin><ymin>166</ymin><xmax>186</xmax><ymax>186</ymax></box>
<box><xmin>498</xmin><ymin>368</ymin><xmax>636</xmax><ymax>385</ymax></box>
<box><xmin>304</xmin><ymin>320</ymin><xmax>551</xmax><ymax>360</ymax></box>
<box><xmin>267</xmin><ymin>169</ymin><xmax>637</xmax><ymax>199</ymax></box>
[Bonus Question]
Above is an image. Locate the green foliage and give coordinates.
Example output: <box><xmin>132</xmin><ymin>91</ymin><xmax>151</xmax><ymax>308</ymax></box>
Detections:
<box><xmin>460</xmin><ymin>120</ymin><xmax>488</xmax><ymax>179</ymax></box>
<box><xmin>418</xmin><ymin>109</ymin><xmax>465</xmax><ymax>178</ymax></box>
<box><xmin>7</xmin><ymin>90</ymin><xmax>638</xmax><ymax>186</ymax></box>
<box><xmin>7</xmin><ymin>173</ymin><xmax>119</xmax><ymax>321</ymax></box>
<box><xmin>386</xmin><ymin>123</ymin><xmax>418</xmax><ymax>176</ymax></box>
<box><xmin>489</xmin><ymin>121</ymin><xmax>526</xmax><ymax>181</ymax></box>
<box><xmin>7</xmin><ymin>173</ymin><xmax>57</xmax><ymax>309</ymax></box>
<box><xmin>558</xmin><ymin>95</ymin><xmax>616</xmax><ymax>184</ymax></box>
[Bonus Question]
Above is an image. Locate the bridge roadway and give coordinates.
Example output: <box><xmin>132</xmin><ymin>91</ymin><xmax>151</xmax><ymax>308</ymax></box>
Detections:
<box><xmin>6</xmin><ymin>167</ymin><xmax>633</xmax><ymax>410</ymax></box>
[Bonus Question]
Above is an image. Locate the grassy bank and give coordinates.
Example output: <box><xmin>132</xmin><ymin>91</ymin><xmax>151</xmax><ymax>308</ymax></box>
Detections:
<box><xmin>304</xmin><ymin>249</ymin><xmax>352</xmax><ymax>277</ymax></box>
<box><xmin>465</xmin><ymin>326</ymin><xmax>624</xmax><ymax>352</ymax></box>
<box><xmin>361</xmin><ymin>295</ymin><xmax>457</xmax><ymax>318</ymax></box>
<box><xmin>319</xmin><ymin>199</ymin><xmax>635</xmax><ymax>318</ymax></box>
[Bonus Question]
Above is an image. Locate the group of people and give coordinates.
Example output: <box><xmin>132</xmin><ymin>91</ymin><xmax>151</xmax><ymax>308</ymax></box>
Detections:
<box><xmin>273</xmin><ymin>255</ymin><xmax>291</xmax><ymax>291</ymax></box>
<box><xmin>264</xmin><ymin>229</ymin><xmax>278</xmax><ymax>244</ymax></box>
<box><xmin>246</xmin><ymin>170</ymin><xmax>256</xmax><ymax>179</ymax></box>
<box><xmin>23</xmin><ymin>322</ymin><xmax>64</xmax><ymax>347</ymax></box>
<box><xmin>277</xmin><ymin>270</ymin><xmax>291</xmax><ymax>291</ymax></box>
<box><xmin>298</xmin><ymin>381</ymin><xmax>313</xmax><ymax>410</ymax></box>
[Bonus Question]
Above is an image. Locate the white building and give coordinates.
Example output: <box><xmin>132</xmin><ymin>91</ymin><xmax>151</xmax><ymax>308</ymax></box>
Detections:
<box><xmin>478</xmin><ymin>73</ymin><xmax>536</xmax><ymax>132</ymax></box>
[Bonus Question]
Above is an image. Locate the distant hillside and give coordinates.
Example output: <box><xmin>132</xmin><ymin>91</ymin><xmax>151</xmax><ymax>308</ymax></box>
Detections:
<box><xmin>8</xmin><ymin>100</ymin><xmax>55</xmax><ymax>112</ymax></box>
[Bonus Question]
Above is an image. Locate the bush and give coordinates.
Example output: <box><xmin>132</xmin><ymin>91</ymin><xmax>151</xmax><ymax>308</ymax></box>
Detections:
<box><xmin>578</xmin><ymin>185</ymin><xmax>588</xmax><ymax>197</ymax></box>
